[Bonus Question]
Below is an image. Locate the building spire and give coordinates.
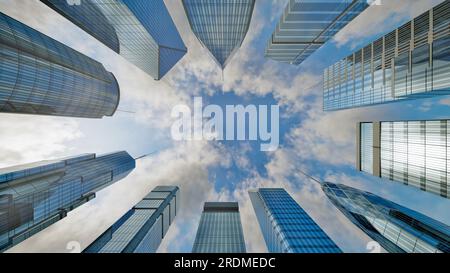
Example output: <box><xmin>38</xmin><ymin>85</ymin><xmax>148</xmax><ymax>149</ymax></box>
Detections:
<box><xmin>298</xmin><ymin>169</ymin><xmax>323</xmax><ymax>186</ymax></box>
<box><xmin>134</xmin><ymin>151</ymin><xmax>158</xmax><ymax>161</ymax></box>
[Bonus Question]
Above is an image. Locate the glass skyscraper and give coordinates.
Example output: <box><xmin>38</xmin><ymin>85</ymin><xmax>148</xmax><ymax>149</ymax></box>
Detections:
<box><xmin>0</xmin><ymin>12</ymin><xmax>120</xmax><ymax>118</ymax></box>
<box><xmin>0</xmin><ymin>151</ymin><xmax>135</xmax><ymax>252</ymax></box>
<box><xmin>84</xmin><ymin>186</ymin><xmax>179</xmax><ymax>253</ymax></box>
<box><xmin>324</xmin><ymin>1</ymin><xmax>450</xmax><ymax>111</ymax></box>
<box><xmin>322</xmin><ymin>182</ymin><xmax>450</xmax><ymax>253</ymax></box>
<box><xmin>249</xmin><ymin>188</ymin><xmax>342</xmax><ymax>253</ymax></box>
<box><xmin>192</xmin><ymin>202</ymin><xmax>246</xmax><ymax>253</ymax></box>
<box><xmin>182</xmin><ymin>0</ymin><xmax>256</xmax><ymax>69</ymax></box>
<box><xmin>357</xmin><ymin>120</ymin><xmax>450</xmax><ymax>199</ymax></box>
<box><xmin>42</xmin><ymin>0</ymin><xmax>187</xmax><ymax>80</ymax></box>
<box><xmin>265</xmin><ymin>0</ymin><xmax>369</xmax><ymax>65</ymax></box>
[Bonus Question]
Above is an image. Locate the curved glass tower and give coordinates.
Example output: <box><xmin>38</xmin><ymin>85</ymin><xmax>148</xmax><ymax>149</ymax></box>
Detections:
<box><xmin>322</xmin><ymin>182</ymin><xmax>450</xmax><ymax>253</ymax></box>
<box><xmin>249</xmin><ymin>188</ymin><xmax>341</xmax><ymax>253</ymax></box>
<box><xmin>0</xmin><ymin>151</ymin><xmax>135</xmax><ymax>252</ymax></box>
<box><xmin>0</xmin><ymin>12</ymin><xmax>120</xmax><ymax>118</ymax></box>
<box><xmin>84</xmin><ymin>186</ymin><xmax>179</xmax><ymax>253</ymax></box>
<box><xmin>42</xmin><ymin>0</ymin><xmax>187</xmax><ymax>80</ymax></box>
<box><xmin>182</xmin><ymin>0</ymin><xmax>256</xmax><ymax>69</ymax></box>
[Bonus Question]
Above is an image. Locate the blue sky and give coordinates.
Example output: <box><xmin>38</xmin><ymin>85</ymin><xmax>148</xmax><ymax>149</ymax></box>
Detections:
<box><xmin>1</xmin><ymin>0</ymin><xmax>449</xmax><ymax>253</ymax></box>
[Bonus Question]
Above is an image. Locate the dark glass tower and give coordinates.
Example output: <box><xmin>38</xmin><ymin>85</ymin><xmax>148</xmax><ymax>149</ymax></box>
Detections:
<box><xmin>249</xmin><ymin>188</ymin><xmax>342</xmax><ymax>253</ymax></box>
<box><xmin>182</xmin><ymin>0</ymin><xmax>256</xmax><ymax>69</ymax></box>
<box><xmin>0</xmin><ymin>151</ymin><xmax>135</xmax><ymax>252</ymax></box>
<box><xmin>266</xmin><ymin>0</ymin><xmax>369</xmax><ymax>65</ymax></box>
<box><xmin>322</xmin><ymin>182</ymin><xmax>450</xmax><ymax>253</ymax></box>
<box><xmin>192</xmin><ymin>202</ymin><xmax>246</xmax><ymax>253</ymax></box>
<box><xmin>42</xmin><ymin>0</ymin><xmax>187</xmax><ymax>80</ymax></box>
<box><xmin>84</xmin><ymin>186</ymin><xmax>179</xmax><ymax>253</ymax></box>
<box><xmin>324</xmin><ymin>1</ymin><xmax>450</xmax><ymax>111</ymax></box>
<box><xmin>0</xmin><ymin>12</ymin><xmax>120</xmax><ymax>118</ymax></box>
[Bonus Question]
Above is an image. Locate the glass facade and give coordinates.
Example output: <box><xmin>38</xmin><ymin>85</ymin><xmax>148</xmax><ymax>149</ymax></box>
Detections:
<box><xmin>249</xmin><ymin>188</ymin><xmax>341</xmax><ymax>253</ymax></box>
<box><xmin>324</xmin><ymin>1</ymin><xmax>450</xmax><ymax>111</ymax></box>
<box><xmin>0</xmin><ymin>151</ymin><xmax>135</xmax><ymax>252</ymax></box>
<box><xmin>42</xmin><ymin>0</ymin><xmax>187</xmax><ymax>80</ymax></box>
<box><xmin>0</xmin><ymin>12</ymin><xmax>119</xmax><ymax>118</ymax></box>
<box><xmin>358</xmin><ymin>120</ymin><xmax>450</xmax><ymax>199</ymax></box>
<box><xmin>84</xmin><ymin>186</ymin><xmax>179</xmax><ymax>253</ymax></box>
<box><xmin>182</xmin><ymin>0</ymin><xmax>256</xmax><ymax>69</ymax></box>
<box><xmin>265</xmin><ymin>0</ymin><xmax>369</xmax><ymax>65</ymax></box>
<box><xmin>322</xmin><ymin>182</ymin><xmax>450</xmax><ymax>253</ymax></box>
<box><xmin>192</xmin><ymin>202</ymin><xmax>246</xmax><ymax>253</ymax></box>
<box><xmin>360</xmin><ymin>122</ymin><xmax>374</xmax><ymax>174</ymax></box>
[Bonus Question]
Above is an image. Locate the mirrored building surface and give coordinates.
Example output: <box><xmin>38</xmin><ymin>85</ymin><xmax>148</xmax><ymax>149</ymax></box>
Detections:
<box><xmin>0</xmin><ymin>12</ymin><xmax>120</xmax><ymax>118</ymax></box>
<box><xmin>0</xmin><ymin>151</ymin><xmax>135</xmax><ymax>252</ymax></box>
<box><xmin>265</xmin><ymin>0</ymin><xmax>369</xmax><ymax>65</ymax></box>
<box><xmin>42</xmin><ymin>0</ymin><xmax>187</xmax><ymax>80</ymax></box>
<box><xmin>324</xmin><ymin>1</ymin><xmax>450</xmax><ymax>111</ymax></box>
<box><xmin>322</xmin><ymin>182</ymin><xmax>450</xmax><ymax>253</ymax></box>
<box><xmin>249</xmin><ymin>188</ymin><xmax>341</xmax><ymax>253</ymax></box>
<box><xmin>84</xmin><ymin>186</ymin><xmax>179</xmax><ymax>253</ymax></box>
<box><xmin>182</xmin><ymin>0</ymin><xmax>255</xmax><ymax>69</ymax></box>
<box><xmin>357</xmin><ymin>121</ymin><xmax>450</xmax><ymax>199</ymax></box>
<box><xmin>192</xmin><ymin>202</ymin><xmax>246</xmax><ymax>253</ymax></box>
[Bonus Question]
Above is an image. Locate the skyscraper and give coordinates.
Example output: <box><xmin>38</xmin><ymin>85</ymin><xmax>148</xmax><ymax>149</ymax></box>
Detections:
<box><xmin>322</xmin><ymin>182</ymin><xmax>450</xmax><ymax>253</ymax></box>
<box><xmin>324</xmin><ymin>1</ymin><xmax>450</xmax><ymax>111</ymax></box>
<box><xmin>42</xmin><ymin>0</ymin><xmax>187</xmax><ymax>80</ymax></box>
<box><xmin>182</xmin><ymin>0</ymin><xmax>256</xmax><ymax>69</ymax></box>
<box><xmin>266</xmin><ymin>0</ymin><xmax>369</xmax><ymax>65</ymax></box>
<box><xmin>357</xmin><ymin>120</ymin><xmax>450</xmax><ymax>199</ymax></box>
<box><xmin>192</xmin><ymin>202</ymin><xmax>246</xmax><ymax>253</ymax></box>
<box><xmin>0</xmin><ymin>12</ymin><xmax>120</xmax><ymax>118</ymax></box>
<box><xmin>84</xmin><ymin>186</ymin><xmax>179</xmax><ymax>253</ymax></box>
<box><xmin>249</xmin><ymin>188</ymin><xmax>342</xmax><ymax>253</ymax></box>
<box><xmin>0</xmin><ymin>151</ymin><xmax>135</xmax><ymax>252</ymax></box>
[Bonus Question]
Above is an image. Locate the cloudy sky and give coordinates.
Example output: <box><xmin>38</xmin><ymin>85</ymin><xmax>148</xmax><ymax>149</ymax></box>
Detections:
<box><xmin>1</xmin><ymin>0</ymin><xmax>450</xmax><ymax>253</ymax></box>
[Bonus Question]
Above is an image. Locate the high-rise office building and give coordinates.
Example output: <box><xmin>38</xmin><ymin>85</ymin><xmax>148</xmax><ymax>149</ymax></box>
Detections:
<box><xmin>357</xmin><ymin>120</ymin><xmax>450</xmax><ymax>199</ymax></box>
<box><xmin>84</xmin><ymin>186</ymin><xmax>179</xmax><ymax>253</ymax></box>
<box><xmin>265</xmin><ymin>0</ymin><xmax>369</xmax><ymax>65</ymax></box>
<box><xmin>322</xmin><ymin>182</ymin><xmax>450</xmax><ymax>253</ymax></box>
<box><xmin>249</xmin><ymin>188</ymin><xmax>342</xmax><ymax>253</ymax></box>
<box><xmin>0</xmin><ymin>151</ymin><xmax>135</xmax><ymax>252</ymax></box>
<box><xmin>192</xmin><ymin>202</ymin><xmax>246</xmax><ymax>253</ymax></box>
<box><xmin>42</xmin><ymin>0</ymin><xmax>187</xmax><ymax>80</ymax></box>
<box><xmin>182</xmin><ymin>0</ymin><xmax>256</xmax><ymax>69</ymax></box>
<box><xmin>0</xmin><ymin>12</ymin><xmax>120</xmax><ymax>118</ymax></box>
<box><xmin>324</xmin><ymin>1</ymin><xmax>450</xmax><ymax>111</ymax></box>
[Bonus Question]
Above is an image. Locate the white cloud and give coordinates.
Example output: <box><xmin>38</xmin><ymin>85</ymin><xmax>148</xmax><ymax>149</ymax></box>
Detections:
<box><xmin>0</xmin><ymin>114</ymin><xmax>82</xmax><ymax>168</ymax></box>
